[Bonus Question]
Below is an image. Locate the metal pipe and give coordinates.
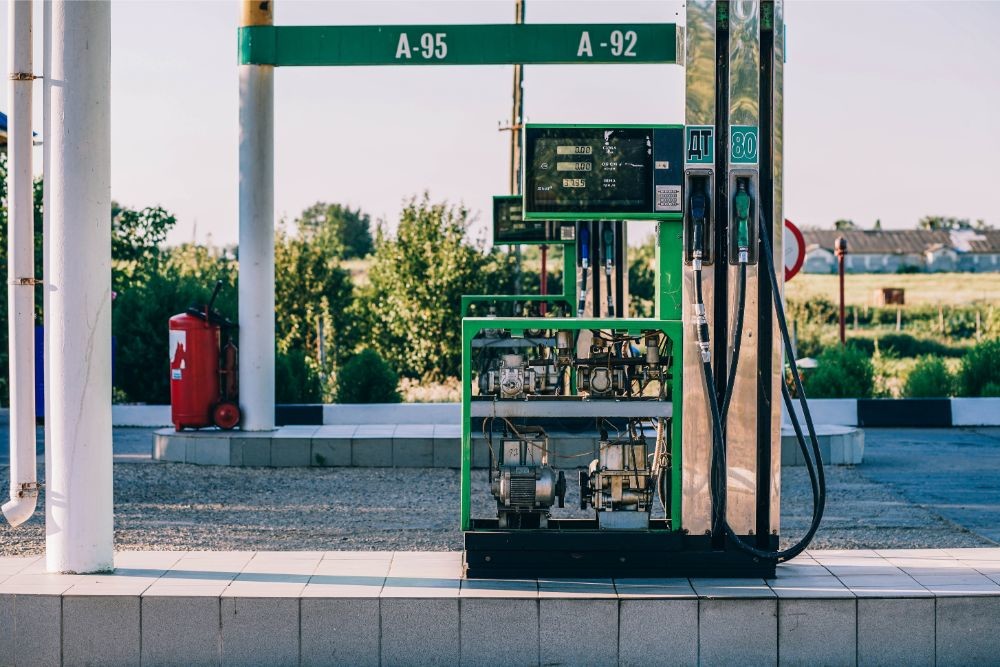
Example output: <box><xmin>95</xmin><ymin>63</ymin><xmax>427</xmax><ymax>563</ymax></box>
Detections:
<box><xmin>238</xmin><ymin>0</ymin><xmax>276</xmax><ymax>430</ymax></box>
<box><xmin>3</xmin><ymin>0</ymin><xmax>38</xmax><ymax>528</ymax></box>
<box><xmin>539</xmin><ymin>244</ymin><xmax>548</xmax><ymax>315</ymax></box>
<box><xmin>45</xmin><ymin>0</ymin><xmax>114</xmax><ymax>573</ymax></box>
<box><xmin>835</xmin><ymin>236</ymin><xmax>847</xmax><ymax>345</ymax></box>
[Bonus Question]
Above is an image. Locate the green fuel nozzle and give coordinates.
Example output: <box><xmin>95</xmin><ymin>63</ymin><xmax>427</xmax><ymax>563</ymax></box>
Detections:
<box><xmin>602</xmin><ymin>224</ymin><xmax>615</xmax><ymax>275</ymax></box>
<box><xmin>734</xmin><ymin>180</ymin><xmax>751</xmax><ymax>264</ymax></box>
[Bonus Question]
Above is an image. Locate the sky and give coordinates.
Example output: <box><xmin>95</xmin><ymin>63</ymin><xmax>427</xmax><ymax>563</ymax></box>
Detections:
<box><xmin>2</xmin><ymin>0</ymin><xmax>999</xmax><ymax>247</ymax></box>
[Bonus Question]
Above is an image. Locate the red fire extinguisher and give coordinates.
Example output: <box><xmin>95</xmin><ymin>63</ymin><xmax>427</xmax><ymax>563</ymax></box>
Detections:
<box><xmin>169</xmin><ymin>280</ymin><xmax>240</xmax><ymax>431</ymax></box>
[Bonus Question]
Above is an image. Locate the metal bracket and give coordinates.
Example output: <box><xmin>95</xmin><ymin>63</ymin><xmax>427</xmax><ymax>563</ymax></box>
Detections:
<box><xmin>15</xmin><ymin>482</ymin><xmax>42</xmax><ymax>498</ymax></box>
<box><xmin>9</xmin><ymin>72</ymin><xmax>38</xmax><ymax>81</ymax></box>
<box><xmin>13</xmin><ymin>278</ymin><xmax>42</xmax><ymax>286</ymax></box>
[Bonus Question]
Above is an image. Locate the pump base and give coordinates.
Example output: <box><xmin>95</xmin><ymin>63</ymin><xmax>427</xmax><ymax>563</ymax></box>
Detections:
<box><xmin>465</xmin><ymin>519</ymin><xmax>777</xmax><ymax>579</ymax></box>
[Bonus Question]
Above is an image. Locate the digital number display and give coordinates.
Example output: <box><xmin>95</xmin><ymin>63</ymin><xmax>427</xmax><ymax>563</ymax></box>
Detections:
<box><xmin>526</xmin><ymin>127</ymin><xmax>653</xmax><ymax>215</ymax></box>
<box><xmin>493</xmin><ymin>196</ymin><xmax>549</xmax><ymax>243</ymax></box>
<box><xmin>523</xmin><ymin>125</ymin><xmax>684</xmax><ymax>219</ymax></box>
<box><xmin>556</xmin><ymin>162</ymin><xmax>593</xmax><ymax>172</ymax></box>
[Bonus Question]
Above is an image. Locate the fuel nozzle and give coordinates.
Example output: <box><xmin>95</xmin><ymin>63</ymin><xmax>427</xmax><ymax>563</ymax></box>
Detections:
<box><xmin>690</xmin><ymin>189</ymin><xmax>708</xmax><ymax>271</ymax></box>
<box><xmin>602</xmin><ymin>223</ymin><xmax>615</xmax><ymax>276</ymax></box>
<box><xmin>601</xmin><ymin>222</ymin><xmax>615</xmax><ymax>317</ymax></box>
<box><xmin>578</xmin><ymin>224</ymin><xmax>590</xmax><ymax>314</ymax></box>
<box><xmin>734</xmin><ymin>180</ymin><xmax>751</xmax><ymax>264</ymax></box>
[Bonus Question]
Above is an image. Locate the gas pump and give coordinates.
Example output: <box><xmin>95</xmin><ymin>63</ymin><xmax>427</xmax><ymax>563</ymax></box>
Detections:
<box><xmin>460</xmin><ymin>0</ymin><xmax>824</xmax><ymax>578</ymax></box>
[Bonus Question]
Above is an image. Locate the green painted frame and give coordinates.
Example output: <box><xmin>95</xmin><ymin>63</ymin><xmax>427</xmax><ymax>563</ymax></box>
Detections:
<box><xmin>460</xmin><ymin>241</ymin><xmax>578</xmax><ymax>317</ymax></box>
<box><xmin>460</xmin><ymin>316</ymin><xmax>684</xmax><ymax>531</ymax></box>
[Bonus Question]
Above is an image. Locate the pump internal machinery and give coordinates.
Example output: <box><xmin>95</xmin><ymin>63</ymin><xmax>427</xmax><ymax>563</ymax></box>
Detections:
<box><xmin>461</xmin><ymin>0</ymin><xmax>825</xmax><ymax>579</ymax></box>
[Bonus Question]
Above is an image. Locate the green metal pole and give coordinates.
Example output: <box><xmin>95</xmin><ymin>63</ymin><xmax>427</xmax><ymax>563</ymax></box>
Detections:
<box><xmin>655</xmin><ymin>219</ymin><xmax>684</xmax><ymax>321</ymax></box>
<box><xmin>461</xmin><ymin>319</ymin><xmax>473</xmax><ymax>531</ymax></box>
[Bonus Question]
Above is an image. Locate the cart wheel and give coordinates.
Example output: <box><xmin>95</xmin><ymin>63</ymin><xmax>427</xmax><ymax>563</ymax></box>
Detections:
<box><xmin>213</xmin><ymin>402</ymin><xmax>241</xmax><ymax>430</ymax></box>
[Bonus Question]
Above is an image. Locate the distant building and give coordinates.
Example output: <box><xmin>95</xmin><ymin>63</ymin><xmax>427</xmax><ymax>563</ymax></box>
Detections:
<box><xmin>801</xmin><ymin>229</ymin><xmax>1000</xmax><ymax>273</ymax></box>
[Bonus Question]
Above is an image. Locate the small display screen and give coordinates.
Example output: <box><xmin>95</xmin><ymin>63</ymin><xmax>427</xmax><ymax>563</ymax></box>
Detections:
<box><xmin>493</xmin><ymin>196</ymin><xmax>549</xmax><ymax>243</ymax></box>
<box><xmin>525</xmin><ymin>127</ymin><xmax>655</xmax><ymax>215</ymax></box>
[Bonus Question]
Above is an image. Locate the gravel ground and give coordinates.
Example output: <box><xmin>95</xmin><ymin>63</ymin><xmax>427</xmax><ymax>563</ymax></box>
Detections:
<box><xmin>0</xmin><ymin>451</ymin><xmax>992</xmax><ymax>556</ymax></box>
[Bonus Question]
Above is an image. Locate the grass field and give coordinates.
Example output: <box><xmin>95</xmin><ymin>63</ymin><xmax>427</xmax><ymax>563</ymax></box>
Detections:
<box><xmin>786</xmin><ymin>272</ymin><xmax>1000</xmax><ymax>307</ymax></box>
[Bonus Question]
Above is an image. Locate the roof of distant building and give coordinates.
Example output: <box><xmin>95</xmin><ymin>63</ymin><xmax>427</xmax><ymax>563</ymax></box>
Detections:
<box><xmin>802</xmin><ymin>229</ymin><xmax>1000</xmax><ymax>255</ymax></box>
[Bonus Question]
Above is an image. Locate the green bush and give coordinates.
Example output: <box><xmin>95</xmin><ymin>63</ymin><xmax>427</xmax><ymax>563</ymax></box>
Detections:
<box><xmin>802</xmin><ymin>344</ymin><xmax>875</xmax><ymax>398</ymax></box>
<box><xmin>958</xmin><ymin>338</ymin><xmax>1000</xmax><ymax>397</ymax></box>
<box><xmin>904</xmin><ymin>356</ymin><xmax>955</xmax><ymax>398</ymax></box>
<box><xmin>275</xmin><ymin>348</ymin><xmax>324</xmax><ymax>403</ymax></box>
<box><xmin>846</xmin><ymin>333</ymin><xmax>965</xmax><ymax>358</ymax></box>
<box><xmin>335</xmin><ymin>349</ymin><xmax>402</xmax><ymax>404</ymax></box>
<box><xmin>788</xmin><ymin>296</ymin><xmax>838</xmax><ymax>326</ymax></box>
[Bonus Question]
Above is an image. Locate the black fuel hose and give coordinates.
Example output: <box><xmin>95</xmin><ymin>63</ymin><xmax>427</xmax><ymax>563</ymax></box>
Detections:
<box><xmin>695</xmin><ymin>208</ymin><xmax>826</xmax><ymax>563</ymax></box>
<box><xmin>720</xmin><ymin>262</ymin><xmax>747</xmax><ymax>426</ymax></box>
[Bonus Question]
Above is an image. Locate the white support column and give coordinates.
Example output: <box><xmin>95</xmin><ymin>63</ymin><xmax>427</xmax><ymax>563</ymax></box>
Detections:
<box><xmin>45</xmin><ymin>0</ymin><xmax>114</xmax><ymax>573</ymax></box>
<box><xmin>2</xmin><ymin>0</ymin><xmax>38</xmax><ymax>528</ymax></box>
<box><xmin>238</xmin><ymin>0</ymin><xmax>276</xmax><ymax>431</ymax></box>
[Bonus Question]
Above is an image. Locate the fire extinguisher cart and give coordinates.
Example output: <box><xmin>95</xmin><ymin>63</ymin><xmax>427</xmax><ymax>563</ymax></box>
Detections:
<box><xmin>168</xmin><ymin>281</ymin><xmax>240</xmax><ymax>431</ymax></box>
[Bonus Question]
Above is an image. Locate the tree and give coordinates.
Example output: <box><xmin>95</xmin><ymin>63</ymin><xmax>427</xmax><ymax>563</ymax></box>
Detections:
<box><xmin>628</xmin><ymin>237</ymin><xmax>656</xmax><ymax>317</ymax></box>
<box><xmin>112</xmin><ymin>201</ymin><xmax>176</xmax><ymax>291</ymax></box>
<box><xmin>918</xmin><ymin>215</ymin><xmax>972</xmax><ymax>231</ymax></box>
<box><xmin>833</xmin><ymin>219</ymin><xmax>856</xmax><ymax>230</ymax></box>
<box><xmin>273</xmin><ymin>227</ymin><xmax>357</xmax><ymax>400</ymax></box>
<box><xmin>295</xmin><ymin>201</ymin><xmax>374</xmax><ymax>259</ymax></box>
<box><xmin>364</xmin><ymin>193</ymin><xmax>515</xmax><ymax>380</ymax></box>
<box><xmin>872</xmin><ymin>219</ymin><xmax>882</xmax><ymax>231</ymax></box>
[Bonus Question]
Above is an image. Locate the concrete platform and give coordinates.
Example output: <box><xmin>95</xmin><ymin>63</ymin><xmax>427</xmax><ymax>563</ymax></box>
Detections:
<box><xmin>154</xmin><ymin>424</ymin><xmax>864</xmax><ymax>468</ymax></box>
<box><xmin>2</xmin><ymin>548</ymin><xmax>999</xmax><ymax>666</ymax></box>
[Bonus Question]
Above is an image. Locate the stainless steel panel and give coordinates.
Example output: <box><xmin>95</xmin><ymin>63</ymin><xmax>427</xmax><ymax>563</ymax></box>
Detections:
<box><xmin>681</xmin><ymin>0</ymin><xmax>716</xmax><ymax>536</ymax></box>
<box><xmin>725</xmin><ymin>0</ymin><xmax>761</xmax><ymax>535</ymax></box>
<box><xmin>470</xmin><ymin>400</ymin><xmax>673</xmax><ymax>419</ymax></box>
<box><xmin>769</xmin><ymin>0</ymin><xmax>785</xmax><ymax>535</ymax></box>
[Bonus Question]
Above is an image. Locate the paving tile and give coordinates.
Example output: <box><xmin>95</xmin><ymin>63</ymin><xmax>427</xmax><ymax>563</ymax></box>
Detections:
<box><xmin>302</xmin><ymin>598</ymin><xmax>380</xmax><ymax>667</ymax></box>
<box><xmin>0</xmin><ymin>594</ymin><xmax>61</xmax><ymax>667</ymax></box>
<box><xmin>114</xmin><ymin>551</ymin><xmax>183</xmax><ymax>569</ymax></box>
<box><xmin>381</xmin><ymin>598</ymin><xmax>459</xmax><ymax>667</ymax></box>
<box><xmin>857</xmin><ymin>597</ymin><xmax>934</xmax><ymax>667</ymax></box>
<box><xmin>143</xmin><ymin>583</ymin><xmax>228</xmax><ymax>597</ymax></box>
<box><xmin>460</xmin><ymin>578</ymin><xmax>538</xmax><ymax>598</ymax></box>
<box><xmin>432</xmin><ymin>436</ymin><xmax>460</xmax><ymax>468</ymax></box>
<box><xmin>394</xmin><ymin>424</ymin><xmax>435</xmax><ymax>437</ymax></box>
<box><xmin>875</xmin><ymin>548</ymin><xmax>956</xmax><ymax>559</ymax></box>
<box><xmin>922</xmin><ymin>582</ymin><xmax>1000</xmax><ymax>596</ymax></box>
<box><xmin>222</xmin><ymin>581</ymin><xmax>307</xmax><ymax>597</ymax></box>
<box><xmin>142</xmin><ymin>595</ymin><xmax>221</xmax><ymax>666</ymax></box>
<box><xmin>355</xmin><ymin>424</ymin><xmax>397</xmax><ymax>437</ymax></box>
<box><xmin>323</xmin><ymin>550</ymin><xmax>395</xmax><ymax>561</ymax></box>
<box><xmin>619</xmin><ymin>599</ymin><xmax>698</xmax><ymax>666</ymax></box>
<box><xmin>381</xmin><ymin>577</ymin><xmax>460</xmax><ymax>598</ymax></box>
<box><xmin>690</xmin><ymin>577</ymin><xmax>776</xmax><ymax>599</ymax></box>
<box><xmin>0</xmin><ymin>556</ymin><xmax>41</xmax><ymax>576</ymax></box>
<box><xmin>614</xmin><ymin>577</ymin><xmax>697</xmax><ymax>598</ymax></box>
<box><xmin>314</xmin><ymin>558</ymin><xmax>390</xmax><ymax>577</ymax></box>
<box><xmin>270</xmin><ymin>438</ymin><xmax>311</xmax><ymax>466</ymax></box>
<box><xmin>778</xmin><ymin>598</ymin><xmax>855</xmax><ymax>666</ymax></box>
<box><xmin>63</xmin><ymin>595</ymin><xmax>141</xmax><ymax>667</ymax></box>
<box><xmin>221</xmin><ymin>597</ymin><xmax>298</xmax><ymax>667</ymax></box>
<box><xmin>313</xmin><ymin>424</ymin><xmax>358</xmax><ymax>438</ymax></box>
<box><xmin>956</xmin><ymin>559</ymin><xmax>1000</xmax><ymax>574</ymax></box>
<box><xmin>251</xmin><ymin>550</ymin><xmax>326</xmax><ymax>561</ymax></box>
<box><xmin>311</xmin><ymin>436</ymin><xmax>351</xmax><ymax>466</ymax></box>
<box><xmin>910</xmin><ymin>572</ymin><xmax>995</xmax><ymax>586</ymax></box>
<box><xmin>393</xmin><ymin>436</ymin><xmax>434</xmax><ymax>467</ymax></box>
<box><xmin>0</xmin><ymin>594</ymin><xmax>10</xmax><ymax>663</ymax></box>
<box><xmin>352</xmin><ymin>438</ymin><xmax>393</xmax><ymax>467</ymax></box>
<box><xmin>936</xmin><ymin>596</ymin><xmax>1000</xmax><ymax>666</ymax></box>
<box><xmin>154</xmin><ymin>432</ymin><xmax>187</xmax><ymax>462</ymax></box>
<box><xmin>944</xmin><ymin>548</ymin><xmax>1000</xmax><ymax>561</ymax></box>
<box><xmin>538</xmin><ymin>578</ymin><xmax>617</xmax><ymax>598</ymax></box>
<box><xmin>540</xmin><ymin>599</ymin><xmax>618</xmax><ymax>667</ymax></box>
<box><xmin>234</xmin><ymin>436</ymin><xmax>271</xmax><ymax>466</ymax></box>
<box><xmin>461</xmin><ymin>598</ymin><xmax>539</xmax><ymax>666</ymax></box>
<box><xmin>768</xmin><ymin>576</ymin><xmax>854</xmax><ymax>599</ymax></box>
<box><xmin>188</xmin><ymin>437</ymin><xmax>231</xmax><ymax>466</ymax></box>
<box><xmin>699</xmin><ymin>599</ymin><xmax>778</xmax><ymax>666</ymax></box>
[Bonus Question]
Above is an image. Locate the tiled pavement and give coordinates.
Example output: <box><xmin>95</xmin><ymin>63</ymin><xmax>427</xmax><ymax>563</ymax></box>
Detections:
<box><xmin>2</xmin><ymin>548</ymin><xmax>1000</xmax><ymax>666</ymax></box>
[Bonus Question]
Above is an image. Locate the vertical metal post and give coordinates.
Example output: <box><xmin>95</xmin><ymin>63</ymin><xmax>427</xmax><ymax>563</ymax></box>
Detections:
<box><xmin>239</xmin><ymin>0</ymin><xmax>276</xmax><ymax>431</ymax></box>
<box><xmin>836</xmin><ymin>236</ymin><xmax>847</xmax><ymax>344</ymax></box>
<box><xmin>539</xmin><ymin>244</ymin><xmax>548</xmax><ymax>314</ymax></box>
<box><xmin>3</xmin><ymin>0</ymin><xmax>38</xmax><ymax>528</ymax></box>
<box><xmin>509</xmin><ymin>0</ymin><xmax>525</xmax><ymax>292</ymax></box>
<box><xmin>45</xmin><ymin>0</ymin><xmax>114</xmax><ymax>573</ymax></box>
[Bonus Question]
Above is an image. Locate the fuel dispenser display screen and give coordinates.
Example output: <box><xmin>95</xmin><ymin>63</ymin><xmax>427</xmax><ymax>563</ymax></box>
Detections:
<box><xmin>524</xmin><ymin>125</ymin><xmax>684</xmax><ymax>219</ymax></box>
<box><xmin>493</xmin><ymin>196</ymin><xmax>548</xmax><ymax>243</ymax></box>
